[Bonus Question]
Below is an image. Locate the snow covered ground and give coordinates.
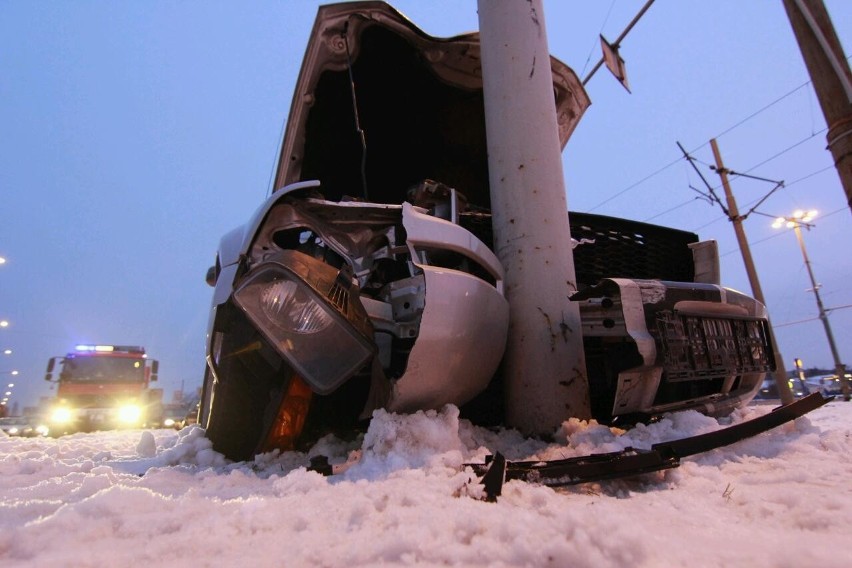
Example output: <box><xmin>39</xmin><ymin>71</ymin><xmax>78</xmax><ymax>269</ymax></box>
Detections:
<box><xmin>2</xmin><ymin>400</ymin><xmax>851</xmax><ymax>567</ymax></box>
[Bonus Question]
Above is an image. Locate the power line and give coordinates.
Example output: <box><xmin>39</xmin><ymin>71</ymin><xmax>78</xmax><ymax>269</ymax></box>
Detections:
<box><xmin>579</xmin><ymin>0</ymin><xmax>617</xmax><ymax>78</ymax></box>
<box><xmin>587</xmin><ymin>80</ymin><xmax>817</xmax><ymax>212</ymax></box>
<box><xmin>774</xmin><ymin>316</ymin><xmax>820</xmax><ymax>329</ymax></box>
<box><xmin>642</xmin><ymin>196</ymin><xmax>702</xmax><ymax>222</ymax></box>
<box><xmin>712</xmin><ymin>81</ymin><xmax>811</xmax><ymax>141</ymax></box>
<box><xmin>712</xmin><ymin>164</ymin><xmax>834</xmax><ymax>220</ymax></box>
<box><xmin>741</xmin><ymin>128</ymin><xmax>827</xmax><ymax>174</ymax></box>
<box><xmin>587</xmin><ymin>155</ymin><xmax>683</xmax><ymax>212</ymax></box>
<box><xmin>639</xmin><ymin>162</ymin><xmax>835</xmax><ymax>232</ymax></box>
<box><xmin>687</xmin><ymin>139</ymin><xmax>833</xmax><ymax>232</ymax></box>
<box><xmin>584</xmin><ymin>51</ymin><xmax>852</xmax><ymax>215</ymax></box>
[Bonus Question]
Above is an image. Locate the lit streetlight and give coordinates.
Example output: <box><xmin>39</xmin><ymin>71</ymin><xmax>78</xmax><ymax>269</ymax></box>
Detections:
<box><xmin>0</xmin><ymin>321</ymin><xmax>9</xmax><ymax>328</ymax></box>
<box><xmin>2</xmin><ymin>349</ymin><xmax>11</xmax><ymax>355</ymax></box>
<box><xmin>772</xmin><ymin>210</ymin><xmax>850</xmax><ymax>400</ymax></box>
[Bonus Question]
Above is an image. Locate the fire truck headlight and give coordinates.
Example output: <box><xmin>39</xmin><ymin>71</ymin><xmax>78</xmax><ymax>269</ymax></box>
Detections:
<box><xmin>233</xmin><ymin>256</ymin><xmax>375</xmax><ymax>395</ymax></box>
<box><xmin>51</xmin><ymin>407</ymin><xmax>73</xmax><ymax>424</ymax></box>
<box><xmin>118</xmin><ymin>404</ymin><xmax>143</xmax><ymax>424</ymax></box>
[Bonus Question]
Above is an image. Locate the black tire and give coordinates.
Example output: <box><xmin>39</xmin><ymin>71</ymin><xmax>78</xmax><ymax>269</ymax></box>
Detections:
<box><xmin>201</xmin><ymin>305</ymin><xmax>289</xmax><ymax>461</ymax></box>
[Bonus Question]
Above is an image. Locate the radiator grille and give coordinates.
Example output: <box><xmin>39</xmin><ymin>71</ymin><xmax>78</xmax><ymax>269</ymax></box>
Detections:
<box><xmin>460</xmin><ymin>211</ymin><xmax>697</xmax><ymax>288</ymax></box>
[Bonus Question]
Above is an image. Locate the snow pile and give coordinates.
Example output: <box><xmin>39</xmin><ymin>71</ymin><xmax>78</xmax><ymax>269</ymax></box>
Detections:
<box><xmin>1</xmin><ymin>401</ymin><xmax>851</xmax><ymax>567</ymax></box>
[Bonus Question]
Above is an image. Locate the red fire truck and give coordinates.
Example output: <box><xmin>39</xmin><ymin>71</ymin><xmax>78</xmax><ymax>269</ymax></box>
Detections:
<box><xmin>44</xmin><ymin>345</ymin><xmax>161</xmax><ymax>434</ymax></box>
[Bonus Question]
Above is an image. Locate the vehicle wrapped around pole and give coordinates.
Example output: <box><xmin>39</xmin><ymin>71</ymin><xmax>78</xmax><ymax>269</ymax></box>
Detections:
<box><xmin>198</xmin><ymin>1</ymin><xmax>775</xmax><ymax>461</ymax></box>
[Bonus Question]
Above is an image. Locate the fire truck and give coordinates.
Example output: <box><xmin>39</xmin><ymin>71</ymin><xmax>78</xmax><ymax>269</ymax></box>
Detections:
<box><xmin>44</xmin><ymin>345</ymin><xmax>161</xmax><ymax>434</ymax></box>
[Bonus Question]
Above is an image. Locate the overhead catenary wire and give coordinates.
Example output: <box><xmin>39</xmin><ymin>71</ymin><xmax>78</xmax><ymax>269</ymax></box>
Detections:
<box><xmin>692</xmin><ymin>163</ymin><xmax>837</xmax><ymax>232</ymax></box>
<box><xmin>642</xmin><ymin>196</ymin><xmax>703</xmax><ymax>222</ymax></box>
<box><xmin>579</xmin><ymin>0</ymin><xmax>618</xmax><ymax>78</ymax></box>
<box><xmin>640</xmin><ymin>127</ymin><xmax>825</xmax><ymax>223</ymax></box>
<box><xmin>587</xmin><ymin>77</ymin><xmax>822</xmax><ymax>213</ymax></box>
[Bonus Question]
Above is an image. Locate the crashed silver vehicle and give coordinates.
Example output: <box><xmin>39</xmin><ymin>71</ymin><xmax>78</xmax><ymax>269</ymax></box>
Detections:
<box><xmin>200</xmin><ymin>2</ymin><xmax>777</xmax><ymax>462</ymax></box>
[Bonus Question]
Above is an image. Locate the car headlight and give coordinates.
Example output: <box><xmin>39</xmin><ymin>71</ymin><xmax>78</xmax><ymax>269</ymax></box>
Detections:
<box><xmin>233</xmin><ymin>250</ymin><xmax>375</xmax><ymax>394</ymax></box>
<box><xmin>163</xmin><ymin>418</ymin><xmax>176</xmax><ymax>428</ymax></box>
<box><xmin>51</xmin><ymin>407</ymin><xmax>73</xmax><ymax>424</ymax></box>
<box><xmin>118</xmin><ymin>404</ymin><xmax>142</xmax><ymax>424</ymax></box>
<box><xmin>35</xmin><ymin>424</ymin><xmax>49</xmax><ymax>436</ymax></box>
<box><xmin>8</xmin><ymin>426</ymin><xmax>19</xmax><ymax>435</ymax></box>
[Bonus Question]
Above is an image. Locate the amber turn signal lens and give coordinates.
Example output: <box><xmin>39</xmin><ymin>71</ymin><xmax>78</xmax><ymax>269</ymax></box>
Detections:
<box><xmin>261</xmin><ymin>375</ymin><xmax>313</xmax><ymax>452</ymax></box>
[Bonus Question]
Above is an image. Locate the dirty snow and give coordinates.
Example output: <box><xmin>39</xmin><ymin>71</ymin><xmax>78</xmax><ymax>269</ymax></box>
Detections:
<box><xmin>2</xmin><ymin>401</ymin><xmax>851</xmax><ymax>567</ymax></box>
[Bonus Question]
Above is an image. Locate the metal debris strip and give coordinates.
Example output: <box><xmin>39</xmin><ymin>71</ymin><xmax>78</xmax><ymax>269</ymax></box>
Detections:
<box><xmin>468</xmin><ymin>392</ymin><xmax>830</xmax><ymax>501</ymax></box>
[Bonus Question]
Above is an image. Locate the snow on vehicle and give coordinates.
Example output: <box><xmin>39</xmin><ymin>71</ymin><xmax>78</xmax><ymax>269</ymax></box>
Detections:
<box><xmin>198</xmin><ymin>1</ymin><xmax>798</xmax><ymax>464</ymax></box>
<box><xmin>45</xmin><ymin>345</ymin><xmax>161</xmax><ymax>434</ymax></box>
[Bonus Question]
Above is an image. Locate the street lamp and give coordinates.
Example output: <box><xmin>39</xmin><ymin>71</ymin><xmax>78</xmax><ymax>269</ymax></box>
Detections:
<box><xmin>772</xmin><ymin>210</ymin><xmax>850</xmax><ymax>400</ymax></box>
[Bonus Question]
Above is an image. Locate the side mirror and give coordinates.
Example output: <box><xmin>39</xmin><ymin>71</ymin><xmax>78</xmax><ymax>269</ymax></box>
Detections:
<box><xmin>44</xmin><ymin>357</ymin><xmax>58</xmax><ymax>381</ymax></box>
<box><xmin>205</xmin><ymin>265</ymin><xmax>218</xmax><ymax>287</ymax></box>
<box><xmin>150</xmin><ymin>360</ymin><xmax>159</xmax><ymax>382</ymax></box>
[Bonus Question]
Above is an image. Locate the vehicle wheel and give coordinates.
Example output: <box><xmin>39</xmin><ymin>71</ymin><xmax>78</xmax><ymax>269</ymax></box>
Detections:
<box><xmin>201</xmin><ymin>305</ymin><xmax>291</xmax><ymax>461</ymax></box>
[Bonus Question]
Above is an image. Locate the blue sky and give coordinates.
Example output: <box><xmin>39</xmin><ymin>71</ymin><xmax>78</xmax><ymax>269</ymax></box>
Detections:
<box><xmin>1</xmin><ymin>1</ymin><xmax>850</xmax><ymax>410</ymax></box>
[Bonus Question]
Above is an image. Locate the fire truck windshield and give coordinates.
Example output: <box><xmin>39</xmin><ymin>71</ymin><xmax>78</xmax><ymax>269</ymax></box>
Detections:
<box><xmin>59</xmin><ymin>357</ymin><xmax>146</xmax><ymax>383</ymax></box>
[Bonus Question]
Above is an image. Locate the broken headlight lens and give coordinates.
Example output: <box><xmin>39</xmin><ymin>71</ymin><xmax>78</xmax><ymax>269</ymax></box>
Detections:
<box><xmin>259</xmin><ymin>279</ymin><xmax>333</xmax><ymax>334</ymax></box>
<box><xmin>233</xmin><ymin>251</ymin><xmax>375</xmax><ymax>395</ymax></box>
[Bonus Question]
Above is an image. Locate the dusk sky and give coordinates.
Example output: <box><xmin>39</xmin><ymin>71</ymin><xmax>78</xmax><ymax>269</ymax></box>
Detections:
<box><xmin>1</xmin><ymin>1</ymin><xmax>850</xmax><ymax>411</ymax></box>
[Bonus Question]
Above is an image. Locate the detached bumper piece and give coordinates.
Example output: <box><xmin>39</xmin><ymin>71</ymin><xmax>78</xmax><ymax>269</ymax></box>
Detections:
<box><xmin>470</xmin><ymin>393</ymin><xmax>831</xmax><ymax>501</ymax></box>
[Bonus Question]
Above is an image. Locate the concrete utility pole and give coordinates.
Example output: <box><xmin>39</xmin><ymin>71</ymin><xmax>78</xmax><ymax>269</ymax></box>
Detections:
<box><xmin>791</xmin><ymin>221</ymin><xmax>850</xmax><ymax>400</ymax></box>
<box><xmin>478</xmin><ymin>0</ymin><xmax>592</xmax><ymax>434</ymax></box>
<box><xmin>710</xmin><ymin>139</ymin><xmax>795</xmax><ymax>405</ymax></box>
<box><xmin>783</xmin><ymin>0</ymin><xmax>852</xmax><ymax>217</ymax></box>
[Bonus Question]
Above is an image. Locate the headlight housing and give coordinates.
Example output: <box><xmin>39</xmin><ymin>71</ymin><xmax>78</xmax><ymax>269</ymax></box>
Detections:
<box><xmin>233</xmin><ymin>250</ymin><xmax>375</xmax><ymax>394</ymax></box>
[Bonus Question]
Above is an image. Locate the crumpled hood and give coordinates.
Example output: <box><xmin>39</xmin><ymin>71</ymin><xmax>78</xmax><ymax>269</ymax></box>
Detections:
<box><xmin>272</xmin><ymin>1</ymin><xmax>590</xmax><ymax>209</ymax></box>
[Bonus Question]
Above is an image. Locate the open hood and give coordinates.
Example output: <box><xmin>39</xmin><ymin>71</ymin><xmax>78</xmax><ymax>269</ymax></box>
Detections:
<box><xmin>272</xmin><ymin>1</ymin><xmax>590</xmax><ymax>209</ymax></box>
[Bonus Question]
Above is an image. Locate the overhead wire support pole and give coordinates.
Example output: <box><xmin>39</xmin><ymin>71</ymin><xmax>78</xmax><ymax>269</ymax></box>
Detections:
<box><xmin>791</xmin><ymin>222</ymin><xmax>850</xmax><ymax>400</ymax></box>
<box><xmin>709</xmin><ymin>139</ymin><xmax>794</xmax><ymax>404</ymax></box>
<box><xmin>783</xmin><ymin>0</ymin><xmax>852</xmax><ymax>216</ymax></box>
<box><xmin>582</xmin><ymin>0</ymin><xmax>656</xmax><ymax>86</ymax></box>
